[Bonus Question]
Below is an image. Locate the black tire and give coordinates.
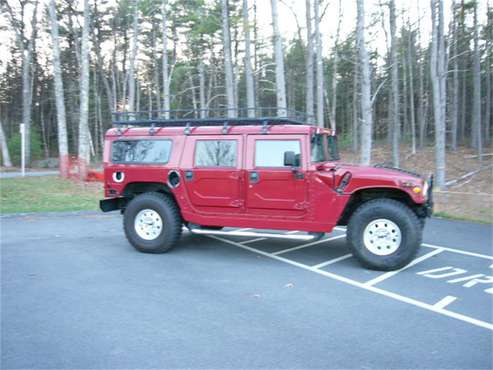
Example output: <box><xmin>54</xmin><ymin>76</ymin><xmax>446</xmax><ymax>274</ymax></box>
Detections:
<box><xmin>347</xmin><ymin>199</ymin><xmax>422</xmax><ymax>271</ymax></box>
<box><xmin>123</xmin><ymin>192</ymin><xmax>182</xmax><ymax>253</ymax></box>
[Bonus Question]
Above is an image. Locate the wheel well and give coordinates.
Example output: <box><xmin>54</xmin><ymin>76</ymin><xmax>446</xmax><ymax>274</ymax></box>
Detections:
<box><xmin>122</xmin><ymin>182</ymin><xmax>179</xmax><ymax>204</ymax></box>
<box><xmin>337</xmin><ymin>188</ymin><xmax>424</xmax><ymax>226</ymax></box>
<box><xmin>123</xmin><ymin>182</ymin><xmax>170</xmax><ymax>197</ymax></box>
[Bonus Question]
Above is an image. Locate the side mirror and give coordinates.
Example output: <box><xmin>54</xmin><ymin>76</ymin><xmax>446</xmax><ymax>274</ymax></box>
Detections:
<box><xmin>284</xmin><ymin>151</ymin><xmax>296</xmax><ymax>167</ymax></box>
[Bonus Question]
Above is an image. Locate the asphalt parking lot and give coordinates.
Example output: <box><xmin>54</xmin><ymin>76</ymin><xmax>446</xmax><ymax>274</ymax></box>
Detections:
<box><xmin>1</xmin><ymin>212</ymin><xmax>492</xmax><ymax>369</ymax></box>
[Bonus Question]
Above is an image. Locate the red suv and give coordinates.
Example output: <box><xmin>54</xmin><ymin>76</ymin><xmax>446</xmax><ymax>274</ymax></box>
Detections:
<box><xmin>100</xmin><ymin>113</ymin><xmax>432</xmax><ymax>271</ymax></box>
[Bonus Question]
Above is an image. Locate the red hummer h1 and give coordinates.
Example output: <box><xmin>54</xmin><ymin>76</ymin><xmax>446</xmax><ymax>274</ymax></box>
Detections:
<box><xmin>100</xmin><ymin>112</ymin><xmax>433</xmax><ymax>271</ymax></box>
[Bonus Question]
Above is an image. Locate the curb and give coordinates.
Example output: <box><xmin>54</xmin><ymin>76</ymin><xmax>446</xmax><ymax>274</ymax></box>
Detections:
<box><xmin>0</xmin><ymin>210</ymin><xmax>112</xmax><ymax>219</ymax></box>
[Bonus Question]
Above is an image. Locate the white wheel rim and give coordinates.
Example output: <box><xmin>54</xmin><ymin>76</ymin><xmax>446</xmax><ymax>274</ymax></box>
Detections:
<box><xmin>363</xmin><ymin>218</ymin><xmax>402</xmax><ymax>256</ymax></box>
<box><xmin>134</xmin><ymin>209</ymin><xmax>163</xmax><ymax>241</ymax></box>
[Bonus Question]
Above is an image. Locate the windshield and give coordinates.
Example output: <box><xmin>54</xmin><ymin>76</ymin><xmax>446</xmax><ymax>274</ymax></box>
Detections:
<box><xmin>310</xmin><ymin>134</ymin><xmax>340</xmax><ymax>162</ymax></box>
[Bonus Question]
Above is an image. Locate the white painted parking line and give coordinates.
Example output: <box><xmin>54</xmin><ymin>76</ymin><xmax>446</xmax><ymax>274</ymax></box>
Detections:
<box><xmin>241</xmin><ymin>230</ymin><xmax>300</xmax><ymax>245</ymax></box>
<box><xmin>364</xmin><ymin>248</ymin><xmax>445</xmax><ymax>287</ymax></box>
<box><xmin>312</xmin><ymin>254</ymin><xmax>353</xmax><ymax>269</ymax></box>
<box><xmin>242</xmin><ymin>237</ymin><xmax>267</xmax><ymax>244</ymax></box>
<box><xmin>209</xmin><ymin>235</ymin><xmax>493</xmax><ymax>331</ymax></box>
<box><xmin>422</xmin><ymin>243</ymin><xmax>493</xmax><ymax>261</ymax></box>
<box><xmin>272</xmin><ymin>234</ymin><xmax>346</xmax><ymax>256</ymax></box>
<box><xmin>433</xmin><ymin>296</ymin><xmax>458</xmax><ymax>309</ymax></box>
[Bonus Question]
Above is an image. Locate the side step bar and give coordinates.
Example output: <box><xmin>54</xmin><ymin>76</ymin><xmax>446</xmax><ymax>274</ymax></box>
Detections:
<box><xmin>187</xmin><ymin>228</ymin><xmax>324</xmax><ymax>242</ymax></box>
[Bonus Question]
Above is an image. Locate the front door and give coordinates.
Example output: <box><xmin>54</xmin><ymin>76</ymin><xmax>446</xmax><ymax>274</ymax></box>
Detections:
<box><xmin>245</xmin><ymin>135</ymin><xmax>308</xmax><ymax>218</ymax></box>
<box><xmin>183</xmin><ymin>136</ymin><xmax>243</xmax><ymax>214</ymax></box>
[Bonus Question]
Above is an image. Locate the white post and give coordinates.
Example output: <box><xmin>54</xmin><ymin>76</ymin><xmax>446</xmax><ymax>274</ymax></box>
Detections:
<box><xmin>20</xmin><ymin>123</ymin><xmax>26</xmax><ymax>177</ymax></box>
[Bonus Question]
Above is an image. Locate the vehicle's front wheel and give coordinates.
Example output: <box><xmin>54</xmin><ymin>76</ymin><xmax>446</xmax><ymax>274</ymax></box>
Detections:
<box><xmin>123</xmin><ymin>192</ymin><xmax>182</xmax><ymax>253</ymax></box>
<box><xmin>347</xmin><ymin>199</ymin><xmax>422</xmax><ymax>271</ymax></box>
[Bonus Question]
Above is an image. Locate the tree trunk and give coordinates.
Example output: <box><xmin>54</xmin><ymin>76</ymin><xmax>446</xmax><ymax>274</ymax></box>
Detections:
<box><xmin>352</xmin><ymin>55</ymin><xmax>359</xmax><ymax>153</ymax></box>
<box><xmin>430</xmin><ymin>0</ymin><xmax>447</xmax><ymax>188</ymax></box>
<box><xmin>329</xmin><ymin>0</ymin><xmax>342</xmax><ymax>131</ymax></box>
<box><xmin>0</xmin><ymin>119</ymin><xmax>12</xmax><ymax>167</ymax></box>
<box><xmin>199</xmin><ymin>61</ymin><xmax>206</xmax><ymax>118</ymax></box>
<box><xmin>305</xmin><ymin>0</ymin><xmax>314</xmax><ymax>122</ymax></box>
<box><xmin>243</xmin><ymin>0</ymin><xmax>255</xmax><ymax>118</ymax></box>
<box><xmin>48</xmin><ymin>0</ymin><xmax>69</xmax><ymax>178</ymax></box>
<box><xmin>127</xmin><ymin>0</ymin><xmax>139</xmax><ymax>113</ymax></box>
<box><xmin>78</xmin><ymin>0</ymin><xmax>91</xmax><ymax>180</ymax></box>
<box><xmin>389</xmin><ymin>0</ymin><xmax>400</xmax><ymax>167</ymax></box>
<box><xmin>20</xmin><ymin>3</ymin><xmax>38</xmax><ymax>167</ymax></box>
<box><xmin>417</xmin><ymin>0</ymin><xmax>425</xmax><ymax>149</ymax></box>
<box><xmin>222</xmin><ymin>0</ymin><xmax>237</xmax><ymax>118</ymax></box>
<box><xmin>486</xmin><ymin>32</ymin><xmax>491</xmax><ymax>145</ymax></box>
<box><xmin>451</xmin><ymin>0</ymin><xmax>459</xmax><ymax>151</ymax></box>
<box><xmin>314</xmin><ymin>0</ymin><xmax>324</xmax><ymax>127</ymax></box>
<box><xmin>271</xmin><ymin>0</ymin><xmax>287</xmax><ymax>117</ymax></box>
<box><xmin>151</xmin><ymin>22</ymin><xmax>161</xmax><ymax>113</ymax></box>
<box><xmin>162</xmin><ymin>0</ymin><xmax>170</xmax><ymax>118</ymax></box>
<box><xmin>357</xmin><ymin>0</ymin><xmax>373</xmax><ymax>164</ymax></box>
<box><xmin>406</xmin><ymin>20</ymin><xmax>417</xmax><ymax>155</ymax></box>
<box><xmin>472</xmin><ymin>2</ymin><xmax>482</xmax><ymax>160</ymax></box>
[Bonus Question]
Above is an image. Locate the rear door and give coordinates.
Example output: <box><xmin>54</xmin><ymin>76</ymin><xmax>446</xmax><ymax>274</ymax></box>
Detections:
<box><xmin>245</xmin><ymin>135</ymin><xmax>308</xmax><ymax>218</ymax></box>
<box><xmin>183</xmin><ymin>136</ymin><xmax>243</xmax><ymax>214</ymax></box>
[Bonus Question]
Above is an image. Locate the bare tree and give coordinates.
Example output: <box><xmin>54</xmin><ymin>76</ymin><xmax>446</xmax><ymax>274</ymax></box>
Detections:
<box><xmin>430</xmin><ymin>0</ymin><xmax>447</xmax><ymax>188</ymax></box>
<box><xmin>48</xmin><ymin>0</ymin><xmax>69</xmax><ymax>178</ymax></box>
<box><xmin>450</xmin><ymin>0</ymin><xmax>459</xmax><ymax>151</ymax></box>
<box><xmin>0</xmin><ymin>119</ymin><xmax>12</xmax><ymax>168</ymax></box>
<box><xmin>329</xmin><ymin>0</ymin><xmax>342</xmax><ymax>131</ymax></box>
<box><xmin>78</xmin><ymin>0</ymin><xmax>91</xmax><ymax>179</ymax></box>
<box><xmin>162</xmin><ymin>0</ymin><xmax>170</xmax><ymax>118</ymax></box>
<box><xmin>486</xmin><ymin>5</ymin><xmax>492</xmax><ymax>145</ymax></box>
<box><xmin>417</xmin><ymin>0</ymin><xmax>427</xmax><ymax>148</ymax></box>
<box><xmin>314</xmin><ymin>0</ymin><xmax>324</xmax><ymax>127</ymax></box>
<box><xmin>389</xmin><ymin>0</ymin><xmax>400</xmax><ymax>167</ymax></box>
<box><xmin>357</xmin><ymin>0</ymin><xmax>373</xmax><ymax>164</ymax></box>
<box><xmin>243</xmin><ymin>0</ymin><xmax>255</xmax><ymax>117</ymax></box>
<box><xmin>222</xmin><ymin>0</ymin><xmax>237</xmax><ymax>118</ymax></box>
<box><xmin>271</xmin><ymin>0</ymin><xmax>287</xmax><ymax>117</ymax></box>
<box><xmin>127</xmin><ymin>0</ymin><xmax>139</xmax><ymax>112</ymax></box>
<box><xmin>407</xmin><ymin>17</ymin><xmax>417</xmax><ymax>155</ymax></box>
<box><xmin>352</xmin><ymin>51</ymin><xmax>359</xmax><ymax>153</ymax></box>
<box><xmin>305</xmin><ymin>0</ymin><xmax>314</xmax><ymax>122</ymax></box>
<box><xmin>472</xmin><ymin>0</ymin><xmax>482</xmax><ymax>159</ymax></box>
<box><xmin>199</xmin><ymin>61</ymin><xmax>206</xmax><ymax>118</ymax></box>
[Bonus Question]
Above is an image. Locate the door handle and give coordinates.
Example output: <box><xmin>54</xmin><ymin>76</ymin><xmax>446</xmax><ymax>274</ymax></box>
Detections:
<box><xmin>185</xmin><ymin>170</ymin><xmax>193</xmax><ymax>181</ymax></box>
<box><xmin>249</xmin><ymin>171</ymin><xmax>259</xmax><ymax>183</ymax></box>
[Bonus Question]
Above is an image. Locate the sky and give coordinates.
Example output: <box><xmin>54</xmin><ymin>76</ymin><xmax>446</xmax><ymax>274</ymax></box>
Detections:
<box><xmin>0</xmin><ymin>0</ymin><xmax>490</xmax><ymax>75</ymax></box>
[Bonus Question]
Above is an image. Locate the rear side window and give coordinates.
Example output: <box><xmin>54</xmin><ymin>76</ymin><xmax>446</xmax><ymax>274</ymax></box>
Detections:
<box><xmin>111</xmin><ymin>140</ymin><xmax>172</xmax><ymax>164</ymax></box>
<box><xmin>195</xmin><ymin>140</ymin><xmax>237</xmax><ymax>167</ymax></box>
<box><xmin>255</xmin><ymin>140</ymin><xmax>301</xmax><ymax>167</ymax></box>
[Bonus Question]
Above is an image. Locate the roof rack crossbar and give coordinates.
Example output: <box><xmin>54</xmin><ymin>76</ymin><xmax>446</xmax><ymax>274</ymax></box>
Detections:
<box><xmin>111</xmin><ymin>108</ymin><xmax>314</xmax><ymax>128</ymax></box>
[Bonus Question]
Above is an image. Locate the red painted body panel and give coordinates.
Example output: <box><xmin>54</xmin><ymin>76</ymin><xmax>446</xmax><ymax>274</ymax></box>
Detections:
<box><xmin>102</xmin><ymin>124</ymin><xmax>426</xmax><ymax>233</ymax></box>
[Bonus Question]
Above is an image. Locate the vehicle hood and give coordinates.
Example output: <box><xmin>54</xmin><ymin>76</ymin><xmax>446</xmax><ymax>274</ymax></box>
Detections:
<box><xmin>331</xmin><ymin>163</ymin><xmax>423</xmax><ymax>182</ymax></box>
<box><xmin>316</xmin><ymin>162</ymin><xmax>426</xmax><ymax>201</ymax></box>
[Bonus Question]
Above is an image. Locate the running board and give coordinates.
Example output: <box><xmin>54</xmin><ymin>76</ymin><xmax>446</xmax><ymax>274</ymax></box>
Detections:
<box><xmin>188</xmin><ymin>228</ymin><xmax>324</xmax><ymax>241</ymax></box>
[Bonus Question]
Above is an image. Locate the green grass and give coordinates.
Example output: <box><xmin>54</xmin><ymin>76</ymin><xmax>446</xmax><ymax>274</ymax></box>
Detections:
<box><xmin>0</xmin><ymin>176</ymin><xmax>102</xmax><ymax>214</ymax></box>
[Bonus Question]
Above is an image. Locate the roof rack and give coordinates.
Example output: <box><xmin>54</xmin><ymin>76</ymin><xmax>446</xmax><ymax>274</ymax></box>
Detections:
<box><xmin>111</xmin><ymin>108</ymin><xmax>314</xmax><ymax>128</ymax></box>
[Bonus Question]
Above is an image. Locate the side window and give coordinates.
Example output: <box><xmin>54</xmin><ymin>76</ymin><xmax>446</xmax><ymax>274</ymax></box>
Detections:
<box><xmin>111</xmin><ymin>140</ymin><xmax>172</xmax><ymax>164</ymax></box>
<box><xmin>255</xmin><ymin>140</ymin><xmax>301</xmax><ymax>167</ymax></box>
<box><xmin>195</xmin><ymin>140</ymin><xmax>237</xmax><ymax>167</ymax></box>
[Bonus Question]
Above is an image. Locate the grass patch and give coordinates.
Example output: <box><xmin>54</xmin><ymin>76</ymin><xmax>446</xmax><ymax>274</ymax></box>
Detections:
<box><xmin>0</xmin><ymin>176</ymin><xmax>102</xmax><ymax>214</ymax></box>
<box><xmin>433</xmin><ymin>211</ymin><xmax>493</xmax><ymax>225</ymax></box>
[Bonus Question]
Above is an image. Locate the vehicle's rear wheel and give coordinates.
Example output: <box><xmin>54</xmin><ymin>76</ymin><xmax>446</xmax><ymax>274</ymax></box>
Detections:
<box><xmin>347</xmin><ymin>199</ymin><xmax>422</xmax><ymax>271</ymax></box>
<box><xmin>123</xmin><ymin>192</ymin><xmax>182</xmax><ymax>253</ymax></box>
